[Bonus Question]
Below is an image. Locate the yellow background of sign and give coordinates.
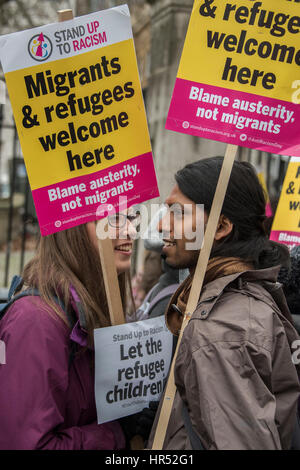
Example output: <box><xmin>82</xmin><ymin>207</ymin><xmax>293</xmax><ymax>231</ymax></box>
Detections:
<box><xmin>178</xmin><ymin>0</ymin><xmax>299</xmax><ymax>102</ymax></box>
<box><xmin>5</xmin><ymin>39</ymin><xmax>151</xmax><ymax>190</ymax></box>
<box><xmin>271</xmin><ymin>159</ymin><xmax>300</xmax><ymax>232</ymax></box>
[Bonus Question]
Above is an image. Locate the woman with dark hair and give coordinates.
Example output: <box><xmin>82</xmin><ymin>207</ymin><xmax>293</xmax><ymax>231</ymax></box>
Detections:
<box><xmin>148</xmin><ymin>157</ymin><xmax>300</xmax><ymax>450</ymax></box>
<box><xmin>0</xmin><ymin>211</ymin><xmax>139</xmax><ymax>450</ymax></box>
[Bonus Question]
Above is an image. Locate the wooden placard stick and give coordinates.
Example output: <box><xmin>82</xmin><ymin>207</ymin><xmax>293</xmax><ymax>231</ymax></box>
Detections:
<box><xmin>58</xmin><ymin>9</ymin><xmax>73</xmax><ymax>22</ymax></box>
<box><xmin>0</xmin><ymin>80</ymin><xmax>5</xmax><ymax>105</ymax></box>
<box><xmin>58</xmin><ymin>9</ymin><xmax>125</xmax><ymax>327</ymax></box>
<box><xmin>152</xmin><ymin>143</ymin><xmax>238</xmax><ymax>450</ymax></box>
<box><xmin>96</xmin><ymin>225</ymin><xmax>125</xmax><ymax>326</ymax></box>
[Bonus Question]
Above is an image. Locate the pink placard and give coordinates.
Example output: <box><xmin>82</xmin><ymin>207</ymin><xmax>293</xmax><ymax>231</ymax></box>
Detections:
<box><xmin>32</xmin><ymin>152</ymin><xmax>159</xmax><ymax>236</ymax></box>
<box><xmin>166</xmin><ymin>78</ymin><xmax>300</xmax><ymax>157</ymax></box>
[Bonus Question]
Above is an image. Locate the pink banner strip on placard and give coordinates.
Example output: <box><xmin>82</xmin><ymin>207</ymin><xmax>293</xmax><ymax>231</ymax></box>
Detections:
<box><xmin>270</xmin><ymin>230</ymin><xmax>300</xmax><ymax>249</ymax></box>
<box><xmin>32</xmin><ymin>152</ymin><xmax>159</xmax><ymax>236</ymax></box>
<box><xmin>166</xmin><ymin>78</ymin><xmax>300</xmax><ymax>157</ymax></box>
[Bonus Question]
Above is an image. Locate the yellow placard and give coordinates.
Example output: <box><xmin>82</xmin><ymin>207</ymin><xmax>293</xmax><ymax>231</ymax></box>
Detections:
<box><xmin>5</xmin><ymin>39</ymin><xmax>151</xmax><ymax>190</ymax></box>
<box><xmin>271</xmin><ymin>157</ymin><xmax>300</xmax><ymax>233</ymax></box>
<box><xmin>178</xmin><ymin>0</ymin><xmax>300</xmax><ymax>102</ymax></box>
<box><xmin>0</xmin><ymin>7</ymin><xmax>159</xmax><ymax>236</ymax></box>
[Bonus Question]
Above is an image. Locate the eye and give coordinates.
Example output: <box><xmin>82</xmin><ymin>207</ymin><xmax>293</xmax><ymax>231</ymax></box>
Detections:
<box><xmin>108</xmin><ymin>213</ymin><xmax>125</xmax><ymax>228</ymax></box>
<box><xmin>110</xmin><ymin>214</ymin><xmax>118</xmax><ymax>224</ymax></box>
<box><xmin>128</xmin><ymin>214</ymin><xmax>141</xmax><ymax>226</ymax></box>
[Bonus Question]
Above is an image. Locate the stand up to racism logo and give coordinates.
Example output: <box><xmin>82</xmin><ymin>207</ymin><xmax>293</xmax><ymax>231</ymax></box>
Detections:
<box><xmin>28</xmin><ymin>32</ymin><xmax>52</xmax><ymax>61</ymax></box>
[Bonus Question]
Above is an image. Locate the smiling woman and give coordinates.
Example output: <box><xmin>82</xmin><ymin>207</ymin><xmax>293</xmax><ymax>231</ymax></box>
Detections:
<box><xmin>0</xmin><ymin>216</ymin><xmax>137</xmax><ymax>450</ymax></box>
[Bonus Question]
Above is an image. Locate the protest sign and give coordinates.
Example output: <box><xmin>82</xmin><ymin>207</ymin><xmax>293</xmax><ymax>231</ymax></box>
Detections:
<box><xmin>166</xmin><ymin>0</ymin><xmax>300</xmax><ymax>156</ymax></box>
<box><xmin>270</xmin><ymin>156</ymin><xmax>300</xmax><ymax>249</ymax></box>
<box><xmin>94</xmin><ymin>316</ymin><xmax>173</xmax><ymax>424</ymax></box>
<box><xmin>0</xmin><ymin>5</ymin><xmax>159</xmax><ymax>236</ymax></box>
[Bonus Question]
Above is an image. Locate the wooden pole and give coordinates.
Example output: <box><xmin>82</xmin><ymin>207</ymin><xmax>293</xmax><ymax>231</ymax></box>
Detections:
<box><xmin>152</xmin><ymin>143</ymin><xmax>238</xmax><ymax>450</ymax></box>
<box><xmin>97</xmin><ymin>224</ymin><xmax>125</xmax><ymax>326</ymax></box>
<box><xmin>58</xmin><ymin>9</ymin><xmax>125</xmax><ymax>327</ymax></box>
<box><xmin>57</xmin><ymin>9</ymin><xmax>74</xmax><ymax>22</ymax></box>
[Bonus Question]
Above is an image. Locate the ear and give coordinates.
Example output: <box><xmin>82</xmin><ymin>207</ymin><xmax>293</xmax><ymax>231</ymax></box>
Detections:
<box><xmin>214</xmin><ymin>215</ymin><xmax>233</xmax><ymax>241</ymax></box>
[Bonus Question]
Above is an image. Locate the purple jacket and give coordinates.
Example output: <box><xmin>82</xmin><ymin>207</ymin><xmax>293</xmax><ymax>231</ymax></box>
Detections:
<box><xmin>0</xmin><ymin>295</ymin><xmax>125</xmax><ymax>450</ymax></box>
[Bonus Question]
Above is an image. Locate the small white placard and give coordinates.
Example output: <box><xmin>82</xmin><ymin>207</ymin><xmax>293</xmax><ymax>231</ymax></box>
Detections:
<box><xmin>94</xmin><ymin>316</ymin><xmax>173</xmax><ymax>424</ymax></box>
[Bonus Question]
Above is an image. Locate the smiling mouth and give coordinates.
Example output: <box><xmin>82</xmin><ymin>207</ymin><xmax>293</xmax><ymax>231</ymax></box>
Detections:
<box><xmin>163</xmin><ymin>239</ymin><xmax>176</xmax><ymax>248</ymax></box>
<box><xmin>115</xmin><ymin>243</ymin><xmax>132</xmax><ymax>253</ymax></box>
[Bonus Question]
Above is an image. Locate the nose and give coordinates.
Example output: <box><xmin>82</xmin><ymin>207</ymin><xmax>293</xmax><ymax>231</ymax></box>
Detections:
<box><xmin>128</xmin><ymin>220</ymin><xmax>137</xmax><ymax>239</ymax></box>
<box><xmin>158</xmin><ymin>209</ymin><xmax>172</xmax><ymax>237</ymax></box>
<box><xmin>121</xmin><ymin>218</ymin><xmax>137</xmax><ymax>240</ymax></box>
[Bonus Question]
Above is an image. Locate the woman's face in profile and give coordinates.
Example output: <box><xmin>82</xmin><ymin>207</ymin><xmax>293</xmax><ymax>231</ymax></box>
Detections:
<box><xmin>86</xmin><ymin>208</ymin><xmax>140</xmax><ymax>274</ymax></box>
